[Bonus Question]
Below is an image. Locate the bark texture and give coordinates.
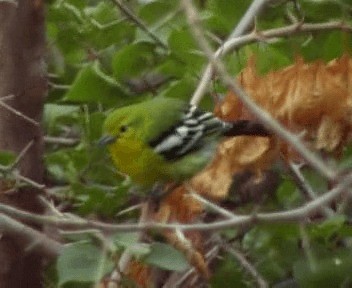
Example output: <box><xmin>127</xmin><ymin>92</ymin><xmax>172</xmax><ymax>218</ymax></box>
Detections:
<box><xmin>0</xmin><ymin>0</ymin><xmax>46</xmax><ymax>287</ymax></box>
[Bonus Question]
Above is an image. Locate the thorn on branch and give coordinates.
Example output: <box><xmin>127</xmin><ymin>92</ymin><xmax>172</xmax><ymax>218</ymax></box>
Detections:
<box><xmin>44</xmin><ymin>136</ymin><xmax>79</xmax><ymax>146</ymax></box>
<box><xmin>0</xmin><ymin>95</ymin><xmax>39</xmax><ymax>127</ymax></box>
<box><xmin>11</xmin><ymin>140</ymin><xmax>34</xmax><ymax>170</ymax></box>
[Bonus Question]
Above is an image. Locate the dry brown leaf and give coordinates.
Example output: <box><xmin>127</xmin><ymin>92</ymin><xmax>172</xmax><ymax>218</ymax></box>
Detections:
<box><xmin>197</xmin><ymin>54</ymin><xmax>352</xmax><ymax>200</ymax></box>
<box><xmin>164</xmin><ymin>229</ymin><xmax>210</xmax><ymax>278</ymax></box>
<box><xmin>191</xmin><ymin>136</ymin><xmax>278</xmax><ymax>200</ymax></box>
<box><xmin>125</xmin><ymin>260</ymin><xmax>152</xmax><ymax>288</ymax></box>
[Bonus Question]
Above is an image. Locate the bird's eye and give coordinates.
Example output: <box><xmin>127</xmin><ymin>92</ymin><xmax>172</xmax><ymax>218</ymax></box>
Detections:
<box><xmin>120</xmin><ymin>125</ymin><xmax>128</xmax><ymax>133</ymax></box>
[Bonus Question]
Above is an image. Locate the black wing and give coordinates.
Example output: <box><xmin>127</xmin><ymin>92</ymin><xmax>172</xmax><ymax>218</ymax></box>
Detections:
<box><xmin>149</xmin><ymin>105</ymin><xmax>229</xmax><ymax>161</ymax></box>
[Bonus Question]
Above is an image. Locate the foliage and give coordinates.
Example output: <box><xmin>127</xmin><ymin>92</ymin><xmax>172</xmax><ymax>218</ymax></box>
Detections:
<box><xmin>43</xmin><ymin>0</ymin><xmax>352</xmax><ymax>287</ymax></box>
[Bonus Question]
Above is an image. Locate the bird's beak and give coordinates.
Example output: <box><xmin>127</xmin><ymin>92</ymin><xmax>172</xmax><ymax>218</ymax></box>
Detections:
<box><xmin>98</xmin><ymin>135</ymin><xmax>116</xmax><ymax>147</ymax></box>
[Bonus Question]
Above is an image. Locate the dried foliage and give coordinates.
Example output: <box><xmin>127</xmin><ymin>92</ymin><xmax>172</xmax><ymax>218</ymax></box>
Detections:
<box><xmin>125</xmin><ymin>260</ymin><xmax>153</xmax><ymax>288</ymax></box>
<box><xmin>196</xmin><ymin>54</ymin><xmax>352</xmax><ymax>199</ymax></box>
<box><xmin>145</xmin><ymin>55</ymin><xmax>352</xmax><ymax>279</ymax></box>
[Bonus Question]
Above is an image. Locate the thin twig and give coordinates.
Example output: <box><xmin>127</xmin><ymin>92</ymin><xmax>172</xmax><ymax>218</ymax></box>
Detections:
<box><xmin>118</xmin><ymin>201</ymin><xmax>150</xmax><ymax>271</ymax></box>
<box><xmin>110</xmin><ymin>0</ymin><xmax>167</xmax><ymax>50</ymax></box>
<box><xmin>0</xmin><ymin>173</ymin><xmax>44</xmax><ymax>192</ymax></box>
<box><xmin>15</xmin><ymin>172</ymin><xmax>46</xmax><ymax>190</ymax></box>
<box><xmin>48</xmin><ymin>82</ymin><xmax>71</xmax><ymax>90</ymax></box>
<box><xmin>224</xmin><ymin>245</ymin><xmax>268</xmax><ymax>288</ymax></box>
<box><xmin>166</xmin><ymin>246</ymin><xmax>219</xmax><ymax>288</ymax></box>
<box><xmin>221</xmin><ymin>21</ymin><xmax>352</xmax><ymax>66</ymax></box>
<box><xmin>11</xmin><ymin>140</ymin><xmax>34</xmax><ymax>170</ymax></box>
<box><xmin>191</xmin><ymin>0</ymin><xmax>271</xmax><ymax>106</ymax></box>
<box><xmin>0</xmin><ymin>94</ymin><xmax>15</xmax><ymax>101</ymax></box>
<box><xmin>230</xmin><ymin>0</ymin><xmax>269</xmax><ymax>38</ymax></box>
<box><xmin>38</xmin><ymin>195</ymin><xmax>64</xmax><ymax>217</ymax></box>
<box><xmin>93</xmin><ymin>231</ymin><xmax>115</xmax><ymax>288</ymax></box>
<box><xmin>0</xmin><ymin>140</ymin><xmax>45</xmax><ymax>190</ymax></box>
<box><xmin>299</xmin><ymin>223</ymin><xmax>317</xmax><ymax>272</ymax></box>
<box><xmin>285</xmin><ymin>160</ymin><xmax>335</xmax><ymax>217</ymax></box>
<box><xmin>44</xmin><ymin>136</ymin><xmax>79</xmax><ymax>146</ymax></box>
<box><xmin>189</xmin><ymin>192</ymin><xmax>237</xmax><ymax>219</ymax></box>
<box><xmin>106</xmin><ymin>201</ymin><xmax>151</xmax><ymax>288</ymax></box>
<box><xmin>115</xmin><ymin>203</ymin><xmax>143</xmax><ymax>217</ymax></box>
<box><xmin>0</xmin><ymin>96</ymin><xmax>39</xmax><ymax>127</ymax></box>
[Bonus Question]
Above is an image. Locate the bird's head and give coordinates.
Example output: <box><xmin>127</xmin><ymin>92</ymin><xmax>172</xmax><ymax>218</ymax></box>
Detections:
<box><xmin>98</xmin><ymin>106</ymin><xmax>143</xmax><ymax>147</ymax></box>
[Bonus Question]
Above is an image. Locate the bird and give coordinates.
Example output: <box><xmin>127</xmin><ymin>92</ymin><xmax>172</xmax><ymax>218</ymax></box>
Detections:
<box><xmin>99</xmin><ymin>96</ymin><xmax>269</xmax><ymax>188</ymax></box>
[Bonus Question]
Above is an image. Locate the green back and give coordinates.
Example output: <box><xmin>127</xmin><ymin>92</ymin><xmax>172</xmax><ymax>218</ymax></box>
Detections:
<box><xmin>103</xmin><ymin>97</ymin><xmax>186</xmax><ymax>143</ymax></box>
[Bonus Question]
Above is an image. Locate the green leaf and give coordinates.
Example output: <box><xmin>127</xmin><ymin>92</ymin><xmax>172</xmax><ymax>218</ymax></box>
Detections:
<box><xmin>138</xmin><ymin>1</ymin><xmax>178</xmax><ymax>26</ymax></box>
<box><xmin>62</xmin><ymin>0</ymin><xmax>86</xmax><ymax>10</ymax></box>
<box><xmin>64</xmin><ymin>62</ymin><xmax>128</xmax><ymax>104</ymax></box>
<box><xmin>112</xmin><ymin>42</ymin><xmax>156</xmax><ymax>82</ymax></box>
<box><xmin>300</xmin><ymin>0</ymin><xmax>344</xmax><ymax>22</ymax></box>
<box><xmin>255</xmin><ymin>2</ymin><xmax>288</xmax><ymax>30</ymax></box>
<box><xmin>299</xmin><ymin>29</ymin><xmax>350</xmax><ymax>62</ymax></box>
<box><xmin>45</xmin><ymin>150</ymin><xmax>78</xmax><ymax>183</ymax></box>
<box><xmin>144</xmin><ymin>242</ymin><xmax>189</xmax><ymax>271</ymax></box>
<box><xmin>206</xmin><ymin>0</ymin><xmax>249</xmax><ymax>35</ymax></box>
<box><xmin>84</xmin><ymin>2</ymin><xmax>118</xmax><ymax>25</ymax></box>
<box><xmin>168</xmin><ymin>29</ymin><xmax>205</xmax><ymax>71</ymax></box>
<box><xmin>84</xmin><ymin>2</ymin><xmax>135</xmax><ymax>49</ymax></box>
<box><xmin>74</xmin><ymin>183</ymin><xmax>128</xmax><ymax>216</ymax></box>
<box><xmin>47</xmin><ymin>4</ymin><xmax>87</xmax><ymax>65</ymax></box>
<box><xmin>81</xmin><ymin>151</ymin><xmax>121</xmax><ymax>186</ymax></box>
<box><xmin>302</xmin><ymin>169</ymin><xmax>328</xmax><ymax>194</ymax></box>
<box><xmin>243</xmin><ymin>225</ymin><xmax>300</xmax><ymax>282</ymax></box>
<box><xmin>294</xmin><ymin>249</ymin><xmax>352</xmax><ymax>288</ymax></box>
<box><xmin>112</xmin><ymin>232</ymin><xmax>140</xmax><ymax>247</ymax></box>
<box><xmin>0</xmin><ymin>150</ymin><xmax>16</xmax><ymax>167</ymax></box>
<box><xmin>137</xmin><ymin>0</ymin><xmax>180</xmax><ymax>44</ymax></box>
<box><xmin>156</xmin><ymin>58</ymin><xmax>186</xmax><ymax>78</ymax></box>
<box><xmin>44</xmin><ymin>104</ymin><xmax>79</xmax><ymax>133</ymax></box>
<box><xmin>243</xmin><ymin>43</ymin><xmax>292</xmax><ymax>75</ymax></box>
<box><xmin>112</xmin><ymin>233</ymin><xmax>150</xmax><ymax>257</ymax></box>
<box><xmin>210</xmin><ymin>256</ymin><xmax>246</xmax><ymax>288</ymax></box>
<box><xmin>160</xmin><ymin>78</ymin><xmax>196</xmax><ymax>102</ymax></box>
<box><xmin>57</xmin><ymin>241</ymin><xmax>114</xmax><ymax>286</ymax></box>
<box><xmin>82</xmin><ymin>111</ymin><xmax>105</xmax><ymax>143</ymax></box>
<box><xmin>276</xmin><ymin>178</ymin><xmax>300</xmax><ymax>208</ymax></box>
<box><xmin>309</xmin><ymin>215</ymin><xmax>346</xmax><ymax>243</ymax></box>
<box><xmin>322</xmin><ymin>32</ymin><xmax>348</xmax><ymax>61</ymax></box>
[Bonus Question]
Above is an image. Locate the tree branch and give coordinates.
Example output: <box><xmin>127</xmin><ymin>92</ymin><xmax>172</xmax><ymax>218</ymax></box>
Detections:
<box><xmin>191</xmin><ymin>20</ymin><xmax>352</xmax><ymax>106</ymax></box>
<box><xmin>0</xmin><ymin>172</ymin><xmax>351</xmax><ymax>233</ymax></box>
<box><xmin>181</xmin><ymin>0</ymin><xmax>338</xmax><ymax>181</ymax></box>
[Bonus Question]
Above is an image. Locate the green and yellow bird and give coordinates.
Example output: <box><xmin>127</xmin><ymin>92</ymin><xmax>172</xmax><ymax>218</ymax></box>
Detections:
<box><xmin>99</xmin><ymin>97</ymin><xmax>268</xmax><ymax>188</ymax></box>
